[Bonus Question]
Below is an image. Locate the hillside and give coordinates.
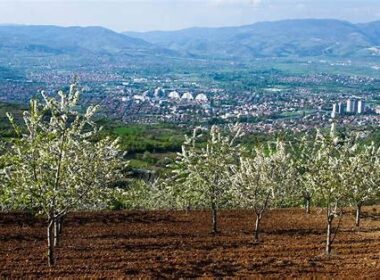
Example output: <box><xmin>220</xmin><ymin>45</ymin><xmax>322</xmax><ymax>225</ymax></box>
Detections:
<box><xmin>124</xmin><ymin>19</ymin><xmax>380</xmax><ymax>59</ymax></box>
<box><xmin>0</xmin><ymin>25</ymin><xmax>176</xmax><ymax>65</ymax></box>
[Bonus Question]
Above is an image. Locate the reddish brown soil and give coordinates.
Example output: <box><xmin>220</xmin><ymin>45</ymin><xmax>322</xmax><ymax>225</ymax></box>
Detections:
<box><xmin>0</xmin><ymin>207</ymin><xmax>379</xmax><ymax>279</ymax></box>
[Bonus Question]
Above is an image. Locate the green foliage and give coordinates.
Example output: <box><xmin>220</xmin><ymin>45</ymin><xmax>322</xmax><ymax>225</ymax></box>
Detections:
<box><xmin>99</xmin><ymin>122</ymin><xmax>185</xmax><ymax>154</ymax></box>
<box><xmin>0</xmin><ymin>102</ymin><xmax>27</xmax><ymax>138</ymax></box>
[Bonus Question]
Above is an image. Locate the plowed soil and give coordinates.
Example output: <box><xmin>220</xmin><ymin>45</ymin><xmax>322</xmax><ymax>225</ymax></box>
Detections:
<box><xmin>0</xmin><ymin>207</ymin><xmax>379</xmax><ymax>279</ymax></box>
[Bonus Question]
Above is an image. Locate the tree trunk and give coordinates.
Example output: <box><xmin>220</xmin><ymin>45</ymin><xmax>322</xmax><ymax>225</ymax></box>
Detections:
<box><xmin>254</xmin><ymin>214</ymin><xmax>262</xmax><ymax>242</ymax></box>
<box><xmin>47</xmin><ymin>219</ymin><xmax>55</xmax><ymax>266</ymax></box>
<box><xmin>326</xmin><ymin>216</ymin><xmax>333</xmax><ymax>256</ymax></box>
<box><xmin>305</xmin><ymin>198</ymin><xmax>311</xmax><ymax>214</ymax></box>
<box><xmin>58</xmin><ymin>217</ymin><xmax>63</xmax><ymax>235</ymax></box>
<box><xmin>355</xmin><ymin>204</ymin><xmax>362</xmax><ymax>228</ymax></box>
<box><xmin>54</xmin><ymin>219</ymin><xmax>59</xmax><ymax>247</ymax></box>
<box><xmin>211</xmin><ymin>202</ymin><xmax>218</xmax><ymax>234</ymax></box>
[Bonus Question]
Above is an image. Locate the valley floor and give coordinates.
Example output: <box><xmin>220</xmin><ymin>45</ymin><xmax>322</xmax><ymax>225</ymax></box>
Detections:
<box><xmin>0</xmin><ymin>208</ymin><xmax>379</xmax><ymax>278</ymax></box>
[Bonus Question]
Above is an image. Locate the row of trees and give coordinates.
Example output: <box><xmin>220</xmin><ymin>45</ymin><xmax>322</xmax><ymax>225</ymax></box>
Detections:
<box><xmin>160</xmin><ymin>125</ymin><xmax>380</xmax><ymax>255</ymax></box>
<box><xmin>0</xmin><ymin>83</ymin><xmax>379</xmax><ymax>265</ymax></box>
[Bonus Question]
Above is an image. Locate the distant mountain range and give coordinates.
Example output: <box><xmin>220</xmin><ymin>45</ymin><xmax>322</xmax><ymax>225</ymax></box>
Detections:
<box><xmin>125</xmin><ymin>19</ymin><xmax>380</xmax><ymax>59</ymax></box>
<box><xmin>1</xmin><ymin>19</ymin><xmax>380</xmax><ymax>67</ymax></box>
<box><xmin>0</xmin><ymin>25</ymin><xmax>176</xmax><ymax>65</ymax></box>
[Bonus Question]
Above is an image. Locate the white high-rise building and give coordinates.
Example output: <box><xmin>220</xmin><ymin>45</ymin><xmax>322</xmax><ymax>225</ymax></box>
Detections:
<box><xmin>346</xmin><ymin>99</ymin><xmax>353</xmax><ymax>113</ymax></box>
<box><xmin>352</xmin><ymin>99</ymin><xmax>357</xmax><ymax>113</ymax></box>
<box><xmin>338</xmin><ymin>102</ymin><xmax>343</xmax><ymax>114</ymax></box>
<box><xmin>357</xmin><ymin>100</ymin><xmax>365</xmax><ymax>114</ymax></box>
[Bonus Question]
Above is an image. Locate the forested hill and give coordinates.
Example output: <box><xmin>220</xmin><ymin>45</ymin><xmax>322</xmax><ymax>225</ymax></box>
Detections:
<box><xmin>124</xmin><ymin>19</ymin><xmax>380</xmax><ymax>60</ymax></box>
<box><xmin>0</xmin><ymin>25</ymin><xmax>177</xmax><ymax>65</ymax></box>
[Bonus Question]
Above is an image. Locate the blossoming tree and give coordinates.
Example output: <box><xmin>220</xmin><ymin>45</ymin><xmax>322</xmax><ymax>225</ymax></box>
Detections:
<box><xmin>2</xmin><ymin>83</ymin><xmax>125</xmax><ymax>266</ymax></box>
<box><xmin>340</xmin><ymin>140</ymin><xmax>380</xmax><ymax>228</ymax></box>
<box><xmin>232</xmin><ymin>141</ymin><xmax>291</xmax><ymax>242</ymax></box>
<box><xmin>170</xmin><ymin>125</ymin><xmax>242</xmax><ymax>233</ymax></box>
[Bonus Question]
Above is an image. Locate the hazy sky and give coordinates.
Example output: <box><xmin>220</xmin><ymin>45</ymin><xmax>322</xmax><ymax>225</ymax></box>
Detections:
<box><xmin>0</xmin><ymin>0</ymin><xmax>380</xmax><ymax>32</ymax></box>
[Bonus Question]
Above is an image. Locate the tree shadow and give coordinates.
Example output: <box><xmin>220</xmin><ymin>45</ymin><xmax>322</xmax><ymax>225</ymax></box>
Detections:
<box><xmin>361</xmin><ymin>211</ymin><xmax>380</xmax><ymax>221</ymax></box>
<box><xmin>0</xmin><ymin>212</ymin><xmax>44</xmax><ymax>226</ymax></box>
<box><xmin>0</xmin><ymin>233</ymin><xmax>44</xmax><ymax>242</ymax></box>
<box><xmin>85</xmin><ymin>231</ymin><xmax>196</xmax><ymax>240</ymax></box>
<box><xmin>149</xmin><ymin>259</ymin><xmax>240</xmax><ymax>278</ymax></box>
<box><xmin>66</xmin><ymin>211</ymin><xmax>189</xmax><ymax>226</ymax></box>
<box><xmin>269</xmin><ymin>228</ymin><xmax>323</xmax><ymax>236</ymax></box>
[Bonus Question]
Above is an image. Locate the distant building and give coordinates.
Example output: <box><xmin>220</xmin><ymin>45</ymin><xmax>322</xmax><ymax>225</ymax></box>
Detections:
<box><xmin>181</xmin><ymin>92</ymin><xmax>194</xmax><ymax>100</ymax></box>
<box><xmin>376</xmin><ymin>106</ymin><xmax>380</xmax><ymax>115</ymax></box>
<box><xmin>345</xmin><ymin>98</ymin><xmax>366</xmax><ymax>114</ymax></box>
<box><xmin>168</xmin><ymin>91</ymin><xmax>180</xmax><ymax>99</ymax></box>
<box><xmin>195</xmin><ymin>93</ymin><xmax>208</xmax><ymax>102</ymax></box>
<box><xmin>346</xmin><ymin>99</ymin><xmax>353</xmax><ymax>113</ymax></box>
<box><xmin>346</xmin><ymin>98</ymin><xmax>358</xmax><ymax>113</ymax></box>
<box><xmin>357</xmin><ymin>99</ymin><xmax>365</xmax><ymax>114</ymax></box>
<box><xmin>352</xmin><ymin>99</ymin><xmax>357</xmax><ymax>113</ymax></box>
<box><xmin>338</xmin><ymin>102</ymin><xmax>343</xmax><ymax>114</ymax></box>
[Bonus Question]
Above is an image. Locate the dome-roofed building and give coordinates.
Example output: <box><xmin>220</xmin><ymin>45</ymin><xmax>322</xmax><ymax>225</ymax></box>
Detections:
<box><xmin>168</xmin><ymin>91</ymin><xmax>180</xmax><ymax>99</ymax></box>
<box><xmin>195</xmin><ymin>93</ymin><xmax>208</xmax><ymax>102</ymax></box>
<box><xmin>181</xmin><ymin>92</ymin><xmax>194</xmax><ymax>100</ymax></box>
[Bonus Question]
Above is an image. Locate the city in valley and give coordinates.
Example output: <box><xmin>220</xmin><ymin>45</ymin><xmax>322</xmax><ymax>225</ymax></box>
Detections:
<box><xmin>1</xmin><ymin>62</ymin><xmax>379</xmax><ymax>135</ymax></box>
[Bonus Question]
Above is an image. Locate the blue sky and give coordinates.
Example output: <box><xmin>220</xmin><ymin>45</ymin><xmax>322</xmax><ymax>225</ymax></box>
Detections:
<box><xmin>0</xmin><ymin>0</ymin><xmax>379</xmax><ymax>32</ymax></box>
